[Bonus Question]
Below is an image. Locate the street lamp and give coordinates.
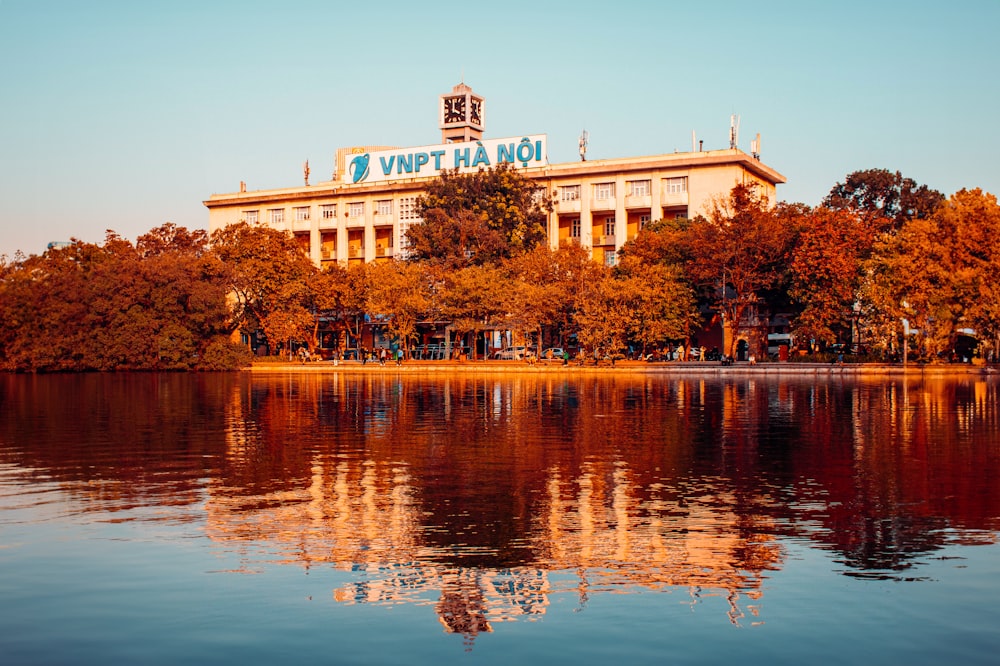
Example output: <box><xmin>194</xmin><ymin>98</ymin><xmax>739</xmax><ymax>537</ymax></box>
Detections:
<box><xmin>901</xmin><ymin>300</ymin><xmax>910</xmax><ymax>370</ymax></box>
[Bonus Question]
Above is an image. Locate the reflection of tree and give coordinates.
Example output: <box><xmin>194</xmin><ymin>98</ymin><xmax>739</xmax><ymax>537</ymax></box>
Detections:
<box><xmin>781</xmin><ymin>378</ymin><xmax>1000</xmax><ymax>575</ymax></box>
<box><xmin>0</xmin><ymin>373</ymin><xmax>236</xmax><ymax>512</ymax></box>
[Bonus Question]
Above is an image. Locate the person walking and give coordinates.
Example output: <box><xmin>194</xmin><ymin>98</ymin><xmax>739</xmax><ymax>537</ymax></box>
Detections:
<box><xmin>379</xmin><ymin>347</ymin><xmax>386</xmax><ymax>366</ymax></box>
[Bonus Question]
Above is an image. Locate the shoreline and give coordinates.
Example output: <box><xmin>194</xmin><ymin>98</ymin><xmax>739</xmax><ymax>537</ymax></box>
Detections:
<box><xmin>247</xmin><ymin>359</ymin><xmax>999</xmax><ymax>378</ymax></box>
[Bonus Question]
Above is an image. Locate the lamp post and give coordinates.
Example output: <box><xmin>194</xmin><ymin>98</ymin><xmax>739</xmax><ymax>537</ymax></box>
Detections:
<box><xmin>901</xmin><ymin>300</ymin><xmax>910</xmax><ymax>370</ymax></box>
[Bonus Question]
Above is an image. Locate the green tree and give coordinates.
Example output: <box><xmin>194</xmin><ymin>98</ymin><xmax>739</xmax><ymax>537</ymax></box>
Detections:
<box><xmin>407</xmin><ymin>163</ymin><xmax>552</xmax><ymax>268</ymax></box>
<box><xmin>824</xmin><ymin>168</ymin><xmax>944</xmax><ymax>231</ymax></box>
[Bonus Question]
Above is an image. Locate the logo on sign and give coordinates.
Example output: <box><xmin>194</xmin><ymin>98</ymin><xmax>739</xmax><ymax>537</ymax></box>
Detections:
<box><xmin>349</xmin><ymin>154</ymin><xmax>370</xmax><ymax>184</ymax></box>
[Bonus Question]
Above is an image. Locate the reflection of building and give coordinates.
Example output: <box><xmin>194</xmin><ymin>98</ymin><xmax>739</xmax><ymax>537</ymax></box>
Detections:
<box><xmin>534</xmin><ymin>463</ymin><xmax>777</xmax><ymax>626</ymax></box>
<box><xmin>204</xmin><ymin>82</ymin><xmax>785</xmax><ymax>269</ymax></box>
<box><xmin>205</xmin><ymin>374</ymin><xmax>785</xmax><ymax>637</ymax></box>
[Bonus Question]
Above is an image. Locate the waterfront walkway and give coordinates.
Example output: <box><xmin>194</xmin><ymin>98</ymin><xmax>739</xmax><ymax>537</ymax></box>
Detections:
<box><xmin>249</xmin><ymin>358</ymin><xmax>997</xmax><ymax>377</ymax></box>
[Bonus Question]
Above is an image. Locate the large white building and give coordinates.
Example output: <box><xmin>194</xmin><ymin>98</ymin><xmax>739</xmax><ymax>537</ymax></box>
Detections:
<box><xmin>205</xmin><ymin>83</ymin><xmax>786</xmax><ymax>269</ymax></box>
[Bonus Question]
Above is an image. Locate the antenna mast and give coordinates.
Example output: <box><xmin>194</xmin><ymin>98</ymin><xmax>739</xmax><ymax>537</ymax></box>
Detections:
<box><xmin>729</xmin><ymin>114</ymin><xmax>740</xmax><ymax>149</ymax></box>
<box><xmin>578</xmin><ymin>129</ymin><xmax>589</xmax><ymax>161</ymax></box>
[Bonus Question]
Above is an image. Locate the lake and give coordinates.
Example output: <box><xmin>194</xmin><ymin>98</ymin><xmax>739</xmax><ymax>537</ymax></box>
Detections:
<box><xmin>1</xmin><ymin>370</ymin><xmax>998</xmax><ymax>664</ymax></box>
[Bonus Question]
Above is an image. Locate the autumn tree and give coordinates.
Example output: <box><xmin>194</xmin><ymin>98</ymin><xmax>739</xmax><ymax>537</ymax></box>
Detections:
<box><xmin>789</xmin><ymin>207</ymin><xmax>876</xmax><ymax>347</ymax></box>
<box><xmin>935</xmin><ymin>189</ymin><xmax>1000</xmax><ymax>357</ymax></box>
<box><xmin>310</xmin><ymin>262</ymin><xmax>368</xmax><ymax>355</ymax></box>
<box><xmin>617</xmin><ymin>216</ymin><xmax>692</xmax><ymax>268</ymax></box>
<box><xmin>438</xmin><ymin>263</ymin><xmax>511</xmax><ymax>360</ymax></box>
<box><xmin>683</xmin><ymin>184</ymin><xmax>800</xmax><ymax>357</ymax></box>
<box><xmin>364</xmin><ymin>260</ymin><xmax>433</xmax><ymax>355</ymax></box>
<box><xmin>406</xmin><ymin>163</ymin><xmax>552</xmax><ymax>268</ymax></box>
<box><xmin>864</xmin><ymin>188</ymin><xmax>1000</xmax><ymax>360</ymax></box>
<box><xmin>0</xmin><ymin>225</ymin><xmax>245</xmax><ymax>371</ymax></box>
<box><xmin>133</xmin><ymin>224</ymin><xmax>242</xmax><ymax>369</ymax></box>
<box><xmin>0</xmin><ymin>243</ymin><xmax>93</xmax><ymax>370</ymax></box>
<box><xmin>573</xmin><ymin>266</ymin><xmax>627</xmax><ymax>358</ymax></box>
<box><xmin>209</xmin><ymin>221</ymin><xmax>317</xmax><ymax>355</ymax></box>
<box><xmin>613</xmin><ymin>254</ymin><xmax>697</xmax><ymax>355</ymax></box>
<box><xmin>506</xmin><ymin>243</ymin><xmax>603</xmax><ymax>356</ymax></box>
<box><xmin>863</xmin><ymin>215</ymin><xmax>956</xmax><ymax>359</ymax></box>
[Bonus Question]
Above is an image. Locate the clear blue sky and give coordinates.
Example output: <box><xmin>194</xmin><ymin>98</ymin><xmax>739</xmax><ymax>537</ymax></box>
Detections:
<box><xmin>2</xmin><ymin>0</ymin><xmax>998</xmax><ymax>257</ymax></box>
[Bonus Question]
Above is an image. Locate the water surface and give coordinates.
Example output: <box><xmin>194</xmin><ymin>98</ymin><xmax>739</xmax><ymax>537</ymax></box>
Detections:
<box><xmin>1</xmin><ymin>372</ymin><xmax>998</xmax><ymax>664</ymax></box>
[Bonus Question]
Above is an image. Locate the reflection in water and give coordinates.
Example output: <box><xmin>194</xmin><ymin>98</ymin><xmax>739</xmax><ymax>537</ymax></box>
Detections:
<box><xmin>3</xmin><ymin>372</ymin><xmax>999</xmax><ymax>642</ymax></box>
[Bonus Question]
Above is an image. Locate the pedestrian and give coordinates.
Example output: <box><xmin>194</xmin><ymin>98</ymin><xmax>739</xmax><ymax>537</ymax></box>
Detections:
<box><xmin>361</xmin><ymin>346</ymin><xmax>368</xmax><ymax>365</ymax></box>
<box><xmin>379</xmin><ymin>348</ymin><xmax>386</xmax><ymax>366</ymax></box>
<box><xmin>395</xmin><ymin>348</ymin><xmax>402</xmax><ymax>366</ymax></box>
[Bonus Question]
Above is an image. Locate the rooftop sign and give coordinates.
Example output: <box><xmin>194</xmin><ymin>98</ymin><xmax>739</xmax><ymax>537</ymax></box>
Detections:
<box><xmin>344</xmin><ymin>135</ymin><xmax>547</xmax><ymax>185</ymax></box>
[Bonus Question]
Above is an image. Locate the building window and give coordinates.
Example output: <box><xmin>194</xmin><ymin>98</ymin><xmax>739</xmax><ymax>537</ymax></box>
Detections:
<box><xmin>604</xmin><ymin>216</ymin><xmax>615</xmax><ymax>236</ymax></box>
<box><xmin>348</xmin><ymin>202</ymin><xmax>364</xmax><ymax>218</ymax></box>
<box><xmin>321</xmin><ymin>204</ymin><xmax>337</xmax><ymax>219</ymax></box>
<box><xmin>561</xmin><ymin>185</ymin><xmax>581</xmax><ymax>201</ymax></box>
<box><xmin>269</xmin><ymin>208</ymin><xmax>284</xmax><ymax>224</ymax></box>
<box><xmin>244</xmin><ymin>210</ymin><xmax>259</xmax><ymax>224</ymax></box>
<box><xmin>570</xmin><ymin>217</ymin><xmax>581</xmax><ymax>238</ymax></box>
<box><xmin>399</xmin><ymin>196</ymin><xmax>420</xmax><ymax>221</ymax></box>
<box><xmin>640</xmin><ymin>214</ymin><xmax>650</xmax><ymax>230</ymax></box>
<box><xmin>294</xmin><ymin>206</ymin><xmax>310</xmax><ymax>222</ymax></box>
<box><xmin>604</xmin><ymin>249</ymin><xmax>617</xmax><ymax>267</ymax></box>
<box><xmin>665</xmin><ymin>177</ymin><xmax>688</xmax><ymax>194</ymax></box>
<box><xmin>376</xmin><ymin>199</ymin><xmax>393</xmax><ymax>216</ymax></box>
<box><xmin>594</xmin><ymin>182</ymin><xmax>615</xmax><ymax>200</ymax></box>
<box><xmin>627</xmin><ymin>180</ymin><xmax>650</xmax><ymax>197</ymax></box>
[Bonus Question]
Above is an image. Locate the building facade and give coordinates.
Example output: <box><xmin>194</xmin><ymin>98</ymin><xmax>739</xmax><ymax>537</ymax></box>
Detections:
<box><xmin>204</xmin><ymin>84</ymin><xmax>786</xmax><ymax>270</ymax></box>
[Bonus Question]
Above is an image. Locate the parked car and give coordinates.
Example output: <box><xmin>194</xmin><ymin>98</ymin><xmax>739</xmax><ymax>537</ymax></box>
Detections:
<box><xmin>493</xmin><ymin>346</ymin><xmax>535</xmax><ymax>360</ymax></box>
<box><xmin>540</xmin><ymin>347</ymin><xmax>565</xmax><ymax>361</ymax></box>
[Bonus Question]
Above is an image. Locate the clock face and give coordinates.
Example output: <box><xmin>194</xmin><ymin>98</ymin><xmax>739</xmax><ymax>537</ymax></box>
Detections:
<box><xmin>470</xmin><ymin>98</ymin><xmax>482</xmax><ymax>125</ymax></box>
<box><xmin>443</xmin><ymin>96</ymin><xmax>466</xmax><ymax>124</ymax></box>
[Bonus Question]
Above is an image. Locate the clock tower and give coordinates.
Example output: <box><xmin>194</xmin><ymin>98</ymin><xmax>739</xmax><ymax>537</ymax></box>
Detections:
<box><xmin>439</xmin><ymin>82</ymin><xmax>484</xmax><ymax>143</ymax></box>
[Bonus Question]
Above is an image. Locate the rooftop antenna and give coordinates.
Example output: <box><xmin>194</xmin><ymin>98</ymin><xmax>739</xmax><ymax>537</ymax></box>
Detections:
<box><xmin>729</xmin><ymin>114</ymin><xmax>740</xmax><ymax>149</ymax></box>
<box><xmin>579</xmin><ymin>129</ymin><xmax>589</xmax><ymax>161</ymax></box>
<box><xmin>750</xmin><ymin>133</ymin><xmax>761</xmax><ymax>160</ymax></box>
<box><xmin>303</xmin><ymin>160</ymin><xmax>310</xmax><ymax>186</ymax></box>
